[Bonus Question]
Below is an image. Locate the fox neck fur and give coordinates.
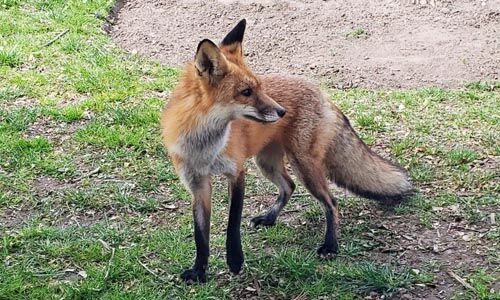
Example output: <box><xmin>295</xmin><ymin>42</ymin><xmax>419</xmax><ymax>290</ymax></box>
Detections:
<box><xmin>161</xmin><ymin>73</ymin><xmax>238</xmax><ymax>181</ymax></box>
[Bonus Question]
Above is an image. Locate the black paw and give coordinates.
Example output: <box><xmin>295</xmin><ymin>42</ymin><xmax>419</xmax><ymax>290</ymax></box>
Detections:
<box><xmin>180</xmin><ymin>268</ymin><xmax>206</xmax><ymax>283</ymax></box>
<box><xmin>251</xmin><ymin>214</ymin><xmax>276</xmax><ymax>227</ymax></box>
<box><xmin>227</xmin><ymin>251</ymin><xmax>244</xmax><ymax>274</ymax></box>
<box><xmin>317</xmin><ymin>243</ymin><xmax>339</xmax><ymax>259</ymax></box>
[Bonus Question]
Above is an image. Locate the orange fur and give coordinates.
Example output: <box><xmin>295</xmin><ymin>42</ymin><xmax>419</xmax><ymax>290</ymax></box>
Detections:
<box><xmin>161</xmin><ymin>43</ymin><xmax>411</xmax><ymax>201</ymax></box>
<box><xmin>161</xmin><ymin>20</ymin><xmax>412</xmax><ymax>283</ymax></box>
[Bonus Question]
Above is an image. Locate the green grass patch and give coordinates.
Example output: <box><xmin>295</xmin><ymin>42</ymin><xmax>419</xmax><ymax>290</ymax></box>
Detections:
<box><xmin>447</xmin><ymin>148</ymin><xmax>479</xmax><ymax>166</ymax></box>
<box><xmin>0</xmin><ymin>0</ymin><xmax>21</xmax><ymax>9</ymax></box>
<box><xmin>346</xmin><ymin>27</ymin><xmax>368</xmax><ymax>38</ymax></box>
<box><xmin>0</xmin><ymin>86</ymin><xmax>25</xmax><ymax>101</ymax></box>
<box><xmin>0</xmin><ymin>1</ymin><xmax>498</xmax><ymax>299</ymax></box>
<box><xmin>75</xmin><ymin>122</ymin><xmax>154</xmax><ymax>149</ymax></box>
<box><xmin>461</xmin><ymin>269</ymin><xmax>500</xmax><ymax>300</ymax></box>
<box><xmin>0</xmin><ymin>47</ymin><xmax>22</xmax><ymax>67</ymax></box>
<box><xmin>44</xmin><ymin>105</ymin><xmax>86</xmax><ymax>122</ymax></box>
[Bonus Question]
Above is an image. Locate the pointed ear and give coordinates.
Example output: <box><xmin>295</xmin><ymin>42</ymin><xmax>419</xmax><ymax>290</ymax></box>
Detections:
<box><xmin>194</xmin><ymin>39</ymin><xmax>228</xmax><ymax>85</ymax></box>
<box><xmin>220</xmin><ymin>19</ymin><xmax>246</xmax><ymax>56</ymax></box>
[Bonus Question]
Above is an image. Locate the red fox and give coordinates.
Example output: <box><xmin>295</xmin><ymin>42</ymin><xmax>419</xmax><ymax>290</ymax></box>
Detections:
<box><xmin>161</xmin><ymin>19</ymin><xmax>412</xmax><ymax>283</ymax></box>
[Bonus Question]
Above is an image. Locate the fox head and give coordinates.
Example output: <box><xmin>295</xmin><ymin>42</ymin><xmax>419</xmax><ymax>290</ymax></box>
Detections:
<box><xmin>193</xmin><ymin>19</ymin><xmax>286</xmax><ymax>123</ymax></box>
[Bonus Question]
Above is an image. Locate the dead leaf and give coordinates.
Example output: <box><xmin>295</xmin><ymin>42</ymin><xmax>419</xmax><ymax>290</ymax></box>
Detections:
<box><xmin>164</xmin><ymin>204</ymin><xmax>177</xmax><ymax>210</ymax></box>
<box><xmin>415</xmin><ymin>146</ymin><xmax>426</xmax><ymax>153</ymax></box>
<box><xmin>78</xmin><ymin>270</ymin><xmax>88</xmax><ymax>278</ymax></box>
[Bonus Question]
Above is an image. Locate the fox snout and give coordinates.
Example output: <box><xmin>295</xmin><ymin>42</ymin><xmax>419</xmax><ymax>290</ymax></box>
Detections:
<box><xmin>250</xmin><ymin>100</ymin><xmax>286</xmax><ymax>123</ymax></box>
<box><xmin>242</xmin><ymin>105</ymin><xmax>285</xmax><ymax>123</ymax></box>
<box><xmin>236</xmin><ymin>91</ymin><xmax>286</xmax><ymax>123</ymax></box>
<box><xmin>260</xmin><ymin>105</ymin><xmax>286</xmax><ymax>120</ymax></box>
<box><xmin>253</xmin><ymin>93</ymin><xmax>286</xmax><ymax>123</ymax></box>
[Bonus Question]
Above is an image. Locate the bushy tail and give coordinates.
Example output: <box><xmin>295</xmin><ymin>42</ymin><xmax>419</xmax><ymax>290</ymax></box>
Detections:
<box><xmin>326</xmin><ymin>113</ymin><xmax>412</xmax><ymax>202</ymax></box>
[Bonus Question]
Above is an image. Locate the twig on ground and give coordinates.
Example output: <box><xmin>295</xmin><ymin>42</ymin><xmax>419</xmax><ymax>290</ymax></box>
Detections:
<box><xmin>291</xmin><ymin>193</ymin><xmax>309</xmax><ymax>198</ymax></box>
<box><xmin>380</xmin><ymin>247</ymin><xmax>404</xmax><ymax>253</ymax></box>
<box><xmin>137</xmin><ymin>258</ymin><xmax>165</xmax><ymax>282</ymax></box>
<box><xmin>44</xmin><ymin>29</ymin><xmax>69</xmax><ymax>47</ymax></box>
<box><xmin>447</xmin><ymin>270</ymin><xmax>475</xmax><ymax>293</ymax></box>
<box><xmin>452</xmin><ymin>225</ymin><xmax>483</xmax><ymax>233</ymax></box>
<box><xmin>71</xmin><ymin>167</ymin><xmax>100</xmax><ymax>183</ymax></box>
<box><xmin>32</xmin><ymin>271</ymin><xmax>67</xmax><ymax>277</ymax></box>
<box><xmin>98</xmin><ymin>239</ymin><xmax>111</xmax><ymax>251</ymax></box>
<box><xmin>104</xmin><ymin>247</ymin><xmax>115</xmax><ymax>280</ymax></box>
<box><xmin>292</xmin><ymin>292</ymin><xmax>307</xmax><ymax>300</ymax></box>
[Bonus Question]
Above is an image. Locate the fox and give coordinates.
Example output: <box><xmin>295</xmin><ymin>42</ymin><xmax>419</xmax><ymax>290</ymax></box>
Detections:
<box><xmin>160</xmin><ymin>19</ymin><xmax>412</xmax><ymax>283</ymax></box>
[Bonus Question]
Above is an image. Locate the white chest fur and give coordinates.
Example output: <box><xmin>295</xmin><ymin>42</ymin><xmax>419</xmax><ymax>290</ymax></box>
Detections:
<box><xmin>168</xmin><ymin>105</ymin><xmax>237</xmax><ymax>179</ymax></box>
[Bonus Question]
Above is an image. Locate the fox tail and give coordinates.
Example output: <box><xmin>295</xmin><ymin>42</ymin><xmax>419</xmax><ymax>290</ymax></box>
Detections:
<box><xmin>326</xmin><ymin>113</ymin><xmax>412</xmax><ymax>202</ymax></box>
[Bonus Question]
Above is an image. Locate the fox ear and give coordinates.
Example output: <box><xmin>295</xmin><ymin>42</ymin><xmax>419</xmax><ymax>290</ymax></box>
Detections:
<box><xmin>194</xmin><ymin>39</ymin><xmax>228</xmax><ymax>85</ymax></box>
<box><xmin>220</xmin><ymin>19</ymin><xmax>246</xmax><ymax>56</ymax></box>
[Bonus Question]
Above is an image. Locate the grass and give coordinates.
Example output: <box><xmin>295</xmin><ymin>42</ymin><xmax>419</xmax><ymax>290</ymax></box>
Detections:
<box><xmin>0</xmin><ymin>47</ymin><xmax>22</xmax><ymax>67</ymax></box>
<box><xmin>465</xmin><ymin>269</ymin><xmax>500</xmax><ymax>300</ymax></box>
<box><xmin>447</xmin><ymin>148</ymin><xmax>479</xmax><ymax>166</ymax></box>
<box><xmin>0</xmin><ymin>1</ymin><xmax>499</xmax><ymax>299</ymax></box>
<box><xmin>346</xmin><ymin>27</ymin><xmax>368</xmax><ymax>39</ymax></box>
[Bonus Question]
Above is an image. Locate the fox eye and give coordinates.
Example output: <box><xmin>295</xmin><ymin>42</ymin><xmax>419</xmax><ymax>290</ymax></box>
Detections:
<box><xmin>241</xmin><ymin>88</ymin><xmax>252</xmax><ymax>97</ymax></box>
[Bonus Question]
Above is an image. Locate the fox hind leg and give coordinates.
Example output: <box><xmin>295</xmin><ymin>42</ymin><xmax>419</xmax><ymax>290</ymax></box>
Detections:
<box><xmin>252</xmin><ymin>143</ymin><xmax>295</xmax><ymax>227</ymax></box>
<box><xmin>289</xmin><ymin>157</ymin><xmax>339</xmax><ymax>258</ymax></box>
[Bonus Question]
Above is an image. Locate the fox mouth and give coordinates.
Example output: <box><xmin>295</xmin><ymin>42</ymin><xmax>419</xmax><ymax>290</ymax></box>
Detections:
<box><xmin>239</xmin><ymin>105</ymin><xmax>285</xmax><ymax>123</ymax></box>
<box><xmin>243</xmin><ymin>113</ymin><xmax>280</xmax><ymax>123</ymax></box>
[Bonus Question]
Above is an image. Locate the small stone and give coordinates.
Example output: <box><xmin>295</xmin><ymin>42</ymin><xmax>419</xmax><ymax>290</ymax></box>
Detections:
<box><xmin>462</xmin><ymin>234</ymin><xmax>473</xmax><ymax>241</ymax></box>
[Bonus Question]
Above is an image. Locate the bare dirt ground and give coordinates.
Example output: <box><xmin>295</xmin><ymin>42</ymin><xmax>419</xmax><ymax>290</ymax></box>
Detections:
<box><xmin>109</xmin><ymin>0</ymin><xmax>499</xmax><ymax>89</ymax></box>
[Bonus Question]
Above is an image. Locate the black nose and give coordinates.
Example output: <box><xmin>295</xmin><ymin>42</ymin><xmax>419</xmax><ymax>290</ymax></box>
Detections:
<box><xmin>277</xmin><ymin>108</ymin><xmax>286</xmax><ymax>118</ymax></box>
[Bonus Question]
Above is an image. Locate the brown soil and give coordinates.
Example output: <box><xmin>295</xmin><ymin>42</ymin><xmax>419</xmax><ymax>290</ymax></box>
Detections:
<box><xmin>109</xmin><ymin>0</ymin><xmax>499</xmax><ymax>89</ymax></box>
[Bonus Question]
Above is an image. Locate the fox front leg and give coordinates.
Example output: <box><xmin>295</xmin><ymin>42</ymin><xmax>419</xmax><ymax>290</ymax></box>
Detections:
<box><xmin>226</xmin><ymin>170</ymin><xmax>245</xmax><ymax>274</ymax></box>
<box><xmin>180</xmin><ymin>174</ymin><xmax>212</xmax><ymax>283</ymax></box>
